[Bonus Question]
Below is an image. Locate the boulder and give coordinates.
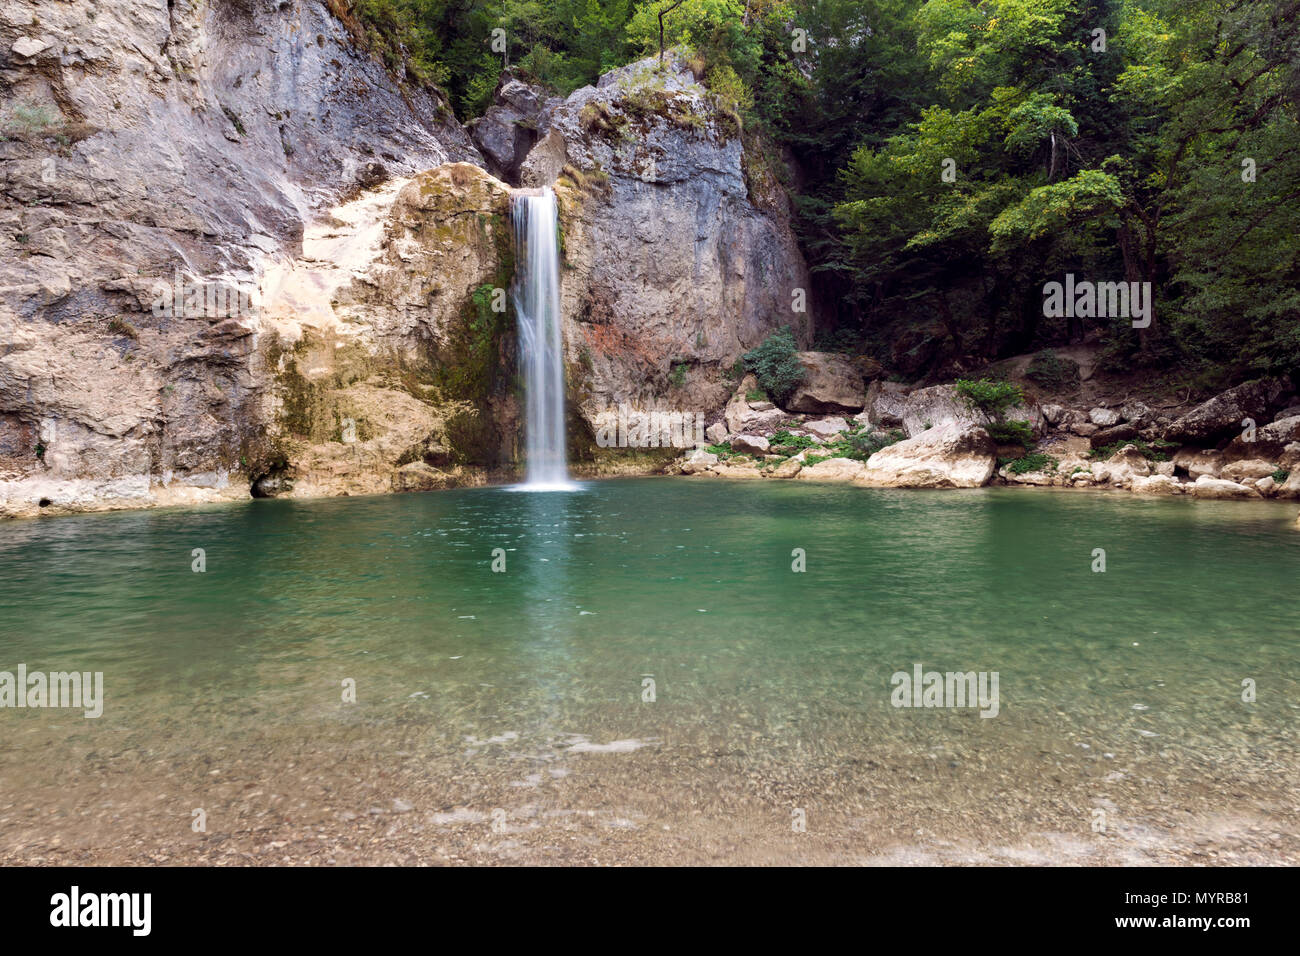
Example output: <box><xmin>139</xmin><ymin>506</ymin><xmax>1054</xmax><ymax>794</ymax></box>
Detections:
<box><xmin>1191</xmin><ymin>475</ymin><xmax>1261</xmax><ymax>500</ymax></box>
<box><xmin>1154</xmin><ymin>460</ymin><xmax>1176</xmax><ymax>477</ymax></box>
<box><xmin>1221</xmin><ymin>415</ymin><xmax>1300</xmax><ymax>462</ymax></box>
<box><xmin>855</xmin><ymin>424</ymin><xmax>997</xmax><ymax>488</ymax></box>
<box><xmin>467</xmin><ymin>75</ymin><xmax>548</xmax><ymax>181</ymax></box>
<box><xmin>1172</xmin><ymin>448</ymin><xmax>1224</xmax><ymax>480</ymax></box>
<box><xmin>709</xmin><ymin>461</ymin><xmax>765</xmax><ymax>480</ymax></box>
<box><xmin>1278</xmin><ymin>470</ymin><xmax>1300</xmax><ymax>499</ymax></box>
<box><xmin>785</xmin><ymin>352</ymin><xmax>866</xmax><ymax>414</ymax></box>
<box><xmin>731</xmin><ymin>434</ymin><xmax>770</xmax><ymax>455</ymax></box>
<box><xmin>1089</xmin><ymin>407</ymin><xmax>1121</xmax><ymax>427</ymax></box>
<box><xmin>804</xmin><ymin>417</ymin><xmax>849</xmax><ymax>439</ymax></box>
<box><xmin>724</xmin><ymin>378</ymin><xmax>788</xmax><ymax>434</ymax></box>
<box><xmin>705</xmin><ymin>422</ymin><xmax>728</xmax><ymax>444</ymax></box>
<box><xmin>1220</xmin><ymin>459</ymin><xmax>1278</xmax><ymax>482</ymax></box>
<box><xmin>1282</xmin><ymin>443</ymin><xmax>1300</xmax><ymax>471</ymax></box>
<box><xmin>862</xmin><ymin>381</ymin><xmax>909</xmax><ymax>427</ymax></box>
<box><xmin>1163</xmin><ymin>378</ymin><xmax>1289</xmax><ymax>443</ymax></box>
<box><xmin>1131</xmin><ymin>474</ymin><xmax>1182</xmax><ymax>495</ymax></box>
<box><xmin>1121</xmin><ymin>401</ymin><xmax>1154</xmax><ymax>427</ymax></box>
<box><xmin>1041</xmin><ymin>403</ymin><xmax>1067</xmax><ymax>425</ymax></box>
<box><xmin>1089</xmin><ymin>423</ymin><xmax>1139</xmax><ymax>448</ymax></box>
<box><xmin>680</xmin><ymin>449</ymin><xmax>718</xmax><ymax>475</ymax></box>
<box><xmin>1104</xmin><ymin>445</ymin><xmax>1152</xmax><ymax>485</ymax></box>
<box><xmin>1071</xmin><ymin>422</ymin><xmax>1100</xmax><ymax>437</ymax></box>
<box><xmin>771</xmin><ymin>458</ymin><xmax>803</xmax><ymax>479</ymax></box>
<box><xmin>1255</xmin><ymin>476</ymin><xmax>1277</xmax><ymax>496</ymax></box>
<box><xmin>796</xmin><ymin>457</ymin><xmax>865</xmax><ymax>482</ymax></box>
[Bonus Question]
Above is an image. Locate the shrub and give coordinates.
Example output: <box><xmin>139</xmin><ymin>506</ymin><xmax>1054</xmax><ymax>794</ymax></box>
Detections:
<box><xmin>1006</xmin><ymin>453</ymin><xmax>1058</xmax><ymax>474</ymax></box>
<box><xmin>705</xmin><ymin>442</ymin><xmax>731</xmax><ymax>457</ymax></box>
<box><xmin>669</xmin><ymin>362</ymin><xmax>687</xmax><ymax>388</ymax></box>
<box><xmin>987</xmin><ymin>419</ymin><xmax>1033</xmax><ymax>448</ymax></box>
<box><xmin>770</xmin><ymin>430</ymin><xmax>817</xmax><ymax>452</ymax></box>
<box><xmin>1024</xmin><ymin>349</ymin><xmax>1081</xmax><ymax>391</ymax></box>
<box><xmin>1272</xmin><ymin>469</ymin><xmax>1290</xmax><ymax>483</ymax></box>
<box><xmin>742</xmin><ymin>327</ymin><xmax>805</xmax><ymax>405</ymax></box>
<box><xmin>955</xmin><ymin>378</ymin><xmax>1024</xmax><ymax>419</ymax></box>
<box><xmin>1088</xmin><ymin>439</ymin><xmax>1178</xmax><ymax>462</ymax></box>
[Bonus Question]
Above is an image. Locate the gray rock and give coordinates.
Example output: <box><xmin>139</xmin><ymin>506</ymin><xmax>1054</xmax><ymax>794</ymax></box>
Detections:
<box><xmin>855</xmin><ymin>424</ymin><xmax>998</xmax><ymax>488</ymax></box>
<box><xmin>785</xmin><ymin>352</ymin><xmax>866</xmax><ymax>414</ymax></box>
<box><xmin>1163</xmin><ymin>378</ymin><xmax>1289</xmax><ymax>443</ymax></box>
<box><xmin>731</xmin><ymin>434</ymin><xmax>770</xmax><ymax>455</ymax></box>
<box><xmin>1089</xmin><ymin>407</ymin><xmax>1121</xmax><ymax>427</ymax></box>
<box><xmin>705</xmin><ymin>423</ymin><xmax>728</xmax><ymax>444</ymax></box>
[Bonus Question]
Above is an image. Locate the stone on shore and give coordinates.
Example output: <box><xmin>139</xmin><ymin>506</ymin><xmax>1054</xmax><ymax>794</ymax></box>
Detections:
<box><xmin>855</xmin><ymin>424</ymin><xmax>997</xmax><ymax>488</ymax></box>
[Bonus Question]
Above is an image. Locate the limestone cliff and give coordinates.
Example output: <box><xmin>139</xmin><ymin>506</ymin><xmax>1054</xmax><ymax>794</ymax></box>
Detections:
<box><xmin>0</xmin><ymin>0</ymin><xmax>481</xmax><ymax>516</ymax></box>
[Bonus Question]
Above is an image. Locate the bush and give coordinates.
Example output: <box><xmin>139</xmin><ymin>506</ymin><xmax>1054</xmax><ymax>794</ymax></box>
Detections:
<box><xmin>669</xmin><ymin>362</ymin><xmax>687</xmax><ymax>388</ymax></box>
<box><xmin>1006</xmin><ymin>453</ymin><xmax>1058</xmax><ymax>474</ymax></box>
<box><xmin>1024</xmin><ymin>349</ymin><xmax>1081</xmax><ymax>391</ymax></box>
<box><xmin>1272</xmin><ymin>469</ymin><xmax>1290</xmax><ymax>483</ymax></box>
<box><xmin>1088</xmin><ymin>439</ymin><xmax>1178</xmax><ymax>462</ymax></box>
<box><xmin>987</xmin><ymin>419</ymin><xmax>1033</xmax><ymax>448</ymax></box>
<box><xmin>770</xmin><ymin>430</ymin><xmax>817</xmax><ymax>451</ymax></box>
<box><xmin>742</xmin><ymin>327</ymin><xmax>806</xmax><ymax>405</ymax></box>
<box><xmin>955</xmin><ymin>378</ymin><xmax>1025</xmax><ymax>419</ymax></box>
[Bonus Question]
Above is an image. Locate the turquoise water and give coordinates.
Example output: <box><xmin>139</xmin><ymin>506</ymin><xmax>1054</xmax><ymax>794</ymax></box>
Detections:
<box><xmin>1</xmin><ymin>480</ymin><xmax>1297</xmax><ymax>861</ymax></box>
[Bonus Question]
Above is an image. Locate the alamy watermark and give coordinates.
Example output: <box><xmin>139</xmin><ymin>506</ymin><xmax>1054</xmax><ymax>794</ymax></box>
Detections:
<box><xmin>0</xmin><ymin>664</ymin><xmax>103</xmax><ymax>718</ymax></box>
<box><xmin>594</xmin><ymin>405</ymin><xmax>705</xmax><ymax>448</ymax></box>
<box><xmin>890</xmin><ymin>663</ymin><xmax>1000</xmax><ymax>718</ymax></box>
<box><xmin>1043</xmin><ymin>273</ymin><xmax>1151</xmax><ymax>328</ymax></box>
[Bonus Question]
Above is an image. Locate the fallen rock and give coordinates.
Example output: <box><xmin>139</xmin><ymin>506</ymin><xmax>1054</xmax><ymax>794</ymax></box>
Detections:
<box><xmin>1191</xmin><ymin>475</ymin><xmax>1261</xmax><ymax>499</ymax></box>
<box><xmin>680</xmin><ymin>449</ymin><xmax>718</xmax><ymax>475</ymax></box>
<box><xmin>1089</xmin><ymin>407</ymin><xmax>1121</xmax><ymax>427</ymax></box>
<box><xmin>705</xmin><ymin>422</ymin><xmax>728</xmax><ymax>444</ymax></box>
<box><xmin>1041</xmin><ymin>403</ymin><xmax>1067</xmax><ymax>425</ymax></box>
<box><xmin>1131</xmin><ymin>474</ymin><xmax>1182</xmax><ymax>496</ymax></box>
<box><xmin>861</xmin><ymin>381</ymin><xmax>909</xmax><ymax>427</ymax></box>
<box><xmin>1172</xmin><ymin>448</ymin><xmax>1224</xmax><ymax>480</ymax></box>
<box><xmin>1278</xmin><ymin>470</ymin><xmax>1300</xmax><ymax>499</ymax></box>
<box><xmin>804</xmin><ymin>417</ymin><xmax>849</xmax><ymax>439</ymax></box>
<box><xmin>1220</xmin><ymin>459</ymin><xmax>1278</xmax><ymax>483</ymax></box>
<box><xmin>796</xmin><ymin>457</ymin><xmax>865</xmax><ymax>482</ymax></box>
<box><xmin>1255</xmin><ymin>476</ymin><xmax>1277</xmax><ymax>496</ymax></box>
<box><xmin>1071</xmin><ymin>422</ymin><xmax>1100</xmax><ymax>437</ymax></box>
<box><xmin>730</xmin><ymin>434</ymin><xmax>770</xmax><ymax>455</ymax></box>
<box><xmin>855</xmin><ymin>424</ymin><xmax>997</xmax><ymax>488</ymax></box>
<box><xmin>785</xmin><ymin>352</ymin><xmax>866</xmax><ymax>414</ymax></box>
<box><xmin>709</xmin><ymin>461</ymin><xmax>765</xmax><ymax>480</ymax></box>
<box><xmin>771</xmin><ymin>458</ymin><xmax>803</xmax><ymax>479</ymax></box>
<box><xmin>1089</xmin><ymin>423</ymin><xmax>1139</xmax><ymax>448</ymax></box>
<box><xmin>1163</xmin><ymin>378</ymin><xmax>1289</xmax><ymax>443</ymax></box>
<box><xmin>1282</xmin><ymin>443</ymin><xmax>1300</xmax><ymax>471</ymax></box>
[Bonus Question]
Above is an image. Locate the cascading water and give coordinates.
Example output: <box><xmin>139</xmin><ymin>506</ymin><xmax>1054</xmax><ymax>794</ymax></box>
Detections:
<box><xmin>510</xmin><ymin>188</ymin><xmax>573</xmax><ymax>489</ymax></box>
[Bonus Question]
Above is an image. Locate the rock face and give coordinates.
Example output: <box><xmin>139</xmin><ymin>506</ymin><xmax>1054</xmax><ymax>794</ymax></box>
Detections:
<box><xmin>855</xmin><ymin>424</ymin><xmax>997</xmax><ymax>488</ymax></box>
<box><xmin>786</xmin><ymin>353</ymin><xmax>865</xmax><ymax>414</ymax></box>
<box><xmin>517</xmin><ymin>54</ymin><xmax>813</xmax><ymax>438</ymax></box>
<box><xmin>0</xmin><ymin>0</ymin><xmax>482</xmax><ymax>517</ymax></box>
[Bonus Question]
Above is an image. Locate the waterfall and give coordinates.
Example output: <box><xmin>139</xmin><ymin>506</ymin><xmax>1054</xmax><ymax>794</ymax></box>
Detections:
<box><xmin>510</xmin><ymin>188</ymin><xmax>573</xmax><ymax>489</ymax></box>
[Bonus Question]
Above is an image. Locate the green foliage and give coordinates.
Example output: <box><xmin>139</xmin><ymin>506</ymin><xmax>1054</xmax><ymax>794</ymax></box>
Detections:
<box><xmin>1088</xmin><ymin>439</ymin><xmax>1178</xmax><ymax>462</ymax></box>
<box><xmin>987</xmin><ymin>419</ymin><xmax>1033</xmax><ymax>448</ymax></box>
<box><xmin>1273</xmin><ymin>469</ymin><xmax>1290</xmax><ymax>484</ymax></box>
<box><xmin>1023</xmin><ymin>349</ymin><xmax>1080</xmax><ymax>391</ymax></box>
<box><xmin>769</xmin><ymin>430</ymin><xmax>817</xmax><ymax>452</ymax></box>
<box><xmin>705</xmin><ymin>442</ymin><xmax>731</xmax><ymax>457</ymax></box>
<box><xmin>1006</xmin><ymin>453</ymin><xmax>1057</xmax><ymax>475</ymax></box>
<box><xmin>955</xmin><ymin>378</ymin><xmax>1024</xmax><ymax>419</ymax></box>
<box><xmin>742</xmin><ymin>326</ymin><xmax>806</xmax><ymax>405</ymax></box>
<box><xmin>669</xmin><ymin>361</ymin><xmax>687</xmax><ymax>388</ymax></box>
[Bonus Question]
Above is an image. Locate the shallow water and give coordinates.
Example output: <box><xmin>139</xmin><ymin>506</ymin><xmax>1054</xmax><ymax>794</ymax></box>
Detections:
<box><xmin>1</xmin><ymin>481</ymin><xmax>1297</xmax><ymax>864</ymax></box>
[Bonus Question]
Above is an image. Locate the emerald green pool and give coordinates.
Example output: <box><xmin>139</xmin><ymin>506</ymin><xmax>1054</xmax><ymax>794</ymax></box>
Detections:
<box><xmin>1</xmin><ymin>480</ymin><xmax>1297</xmax><ymax>864</ymax></box>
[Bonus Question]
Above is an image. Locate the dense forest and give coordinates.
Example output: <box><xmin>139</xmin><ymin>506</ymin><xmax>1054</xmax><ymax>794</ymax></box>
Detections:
<box><xmin>335</xmin><ymin>0</ymin><xmax>1300</xmax><ymax>390</ymax></box>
